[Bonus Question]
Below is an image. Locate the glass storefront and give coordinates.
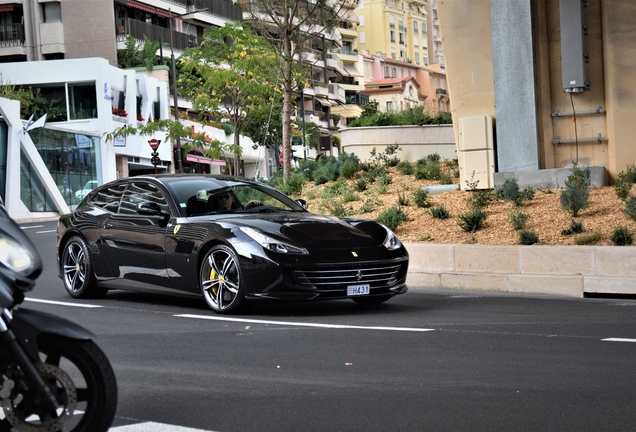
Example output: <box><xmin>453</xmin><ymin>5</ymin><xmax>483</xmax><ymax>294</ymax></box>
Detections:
<box><xmin>21</xmin><ymin>128</ymin><xmax>102</xmax><ymax>211</ymax></box>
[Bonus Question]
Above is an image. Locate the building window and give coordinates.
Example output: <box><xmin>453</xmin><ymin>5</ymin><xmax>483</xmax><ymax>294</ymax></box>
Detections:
<box><xmin>68</xmin><ymin>82</ymin><xmax>98</xmax><ymax>120</ymax></box>
<box><xmin>42</xmin><ymin>2</ymin><xmax>62</xmax><ymax>23</ymax></box>
<box><xmin>391</xmin><ymin>49</ymin><xmax>396</xmax><ymax>60</ymax></box>
<box><xmin>421</xmin><ymin>23</ymin><xmax>427</xmax><ymax>35</ymax></box>
<box><xmin>390</xmin><ymin>30</ymin><xmax>395</xmax><ymax>43</ymax></box>
<box><xmin>389</xmin><ymin>15</ymin><xmax>394</xmax><ymax>28</ymax></box>
<box><xmin>413</xmin><ymin>20</ymin><xmax>418</xmax><ymax>34</ymax></box>
<box><xmin>399</xmin><ymin>33</ymin><xmax>404</xmax><ymax>45</ymax></box>
<box><xmin>385</xmin><ymin>66</ymin><xmax>390</xmax><ymax>77</ymax></box>
<box><xmin>424</xmin><ymin>56</ymin><xmax>429</xmax><ymax>66</ymax></box>
<box><xmin>358</xmin><ymin>0</ymin><xmax>364</xmax><ymax>9</ymax></box>
<box><xmin>360</xmin><ymin>32</ymin><xmax>365</xmax><ymax>43</ymax></box>
<box><xmin>415</xmin><ymin>53</ymin><xmax>420</xmax><ymax>64</ymax></box>
<box><xmin>386</xmin><ymin>101</ymin><xmax>393</xmax><ymax>112</ymax></box>
<box><xmin>392</xmin><ymin>67</ymin><xmax>397</xmax><ymax>76</ymax></box>
<box><xmin>413</xmin><ymin>36</ymin><xmax>418</xmax><ymax>47</ymax></box>
<box><xmin>359</xmin><ymin>16</ymin><xmax>364</xmax><ymax>26</ymax></box>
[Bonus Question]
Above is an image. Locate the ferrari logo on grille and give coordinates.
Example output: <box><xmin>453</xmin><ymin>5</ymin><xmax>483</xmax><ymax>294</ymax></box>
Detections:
<box><xmin>173</xmin><ymin>225</ymin><xmax>181</xmax><ymax>235</ymax></box>
<box><xmin>356</xmin><ymin>271</ymin><xmax>362</xmax><ymax>281</ymax></box>
<box><xmin>351</xmin><ymin>251</ymin><xmax>358</xmax><ymax>257</ymax></box>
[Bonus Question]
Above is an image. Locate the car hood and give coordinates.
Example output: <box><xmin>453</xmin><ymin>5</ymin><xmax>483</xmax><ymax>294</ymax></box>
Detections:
<box><xmin>219</xmin><ymin>212</ymin><xmax>389</xmax><ymax>249</ymax></box>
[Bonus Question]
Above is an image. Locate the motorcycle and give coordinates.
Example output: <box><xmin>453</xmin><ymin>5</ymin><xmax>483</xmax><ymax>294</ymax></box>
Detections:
<box><xmin>0</xmin><ymin>201</ymin><xmax>117</xmax><ymax>431</ymax></box>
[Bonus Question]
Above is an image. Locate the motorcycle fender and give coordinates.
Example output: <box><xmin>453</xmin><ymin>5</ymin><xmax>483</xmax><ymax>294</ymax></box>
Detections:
<box><xmin>11</xmin><ymin>308</ymin><xmax>96</xmax><ymax>360</ymax></box>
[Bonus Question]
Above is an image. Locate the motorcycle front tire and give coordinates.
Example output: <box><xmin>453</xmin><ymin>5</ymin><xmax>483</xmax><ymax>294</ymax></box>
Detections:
<box><xmin>0</xmin><ymin>335</ymin><xmax>118</xmax><ymax>432</ymax></box>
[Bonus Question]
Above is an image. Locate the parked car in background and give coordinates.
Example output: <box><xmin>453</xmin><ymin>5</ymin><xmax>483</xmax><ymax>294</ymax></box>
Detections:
<box><xmin>74</xmin><ymin>180</ymin><xmax>98</xmax><ymax>200</ymax></box>
<box><xmin>56</xmin><ymin>175</ymin><xmax>409</xmax><ymax>314</ymax></box>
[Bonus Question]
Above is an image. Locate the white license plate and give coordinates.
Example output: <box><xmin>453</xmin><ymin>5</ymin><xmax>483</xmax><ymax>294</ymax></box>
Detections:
<box><xmin>347</xmin><ymin>284</ymin><xmax>370</xmax><ymax>296</ymax></box>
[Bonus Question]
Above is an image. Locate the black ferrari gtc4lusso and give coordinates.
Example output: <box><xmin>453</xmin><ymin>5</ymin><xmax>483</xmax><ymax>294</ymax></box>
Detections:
<box><xmin>57</xmin><ymin>175</ymin><xmax>409</xmax><ymax>313</ymax></box>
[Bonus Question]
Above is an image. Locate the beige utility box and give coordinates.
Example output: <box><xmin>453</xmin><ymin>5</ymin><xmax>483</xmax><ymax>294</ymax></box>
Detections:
<box><xmin>457</xmin><ymin>115</ymin><xmax>495</xmax><ymax>189</ymax></box>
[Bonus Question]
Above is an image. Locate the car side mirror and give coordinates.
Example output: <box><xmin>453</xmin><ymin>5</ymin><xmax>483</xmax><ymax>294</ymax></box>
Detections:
<box><xmin>295</xmin><ymin>198</ymin><xmax>308</xmax><ymax>209</ymax></box>
<box><xmin>137</xmin><ymin>202</ymin><xmax>168</xmax><ymax>217</ymax></box>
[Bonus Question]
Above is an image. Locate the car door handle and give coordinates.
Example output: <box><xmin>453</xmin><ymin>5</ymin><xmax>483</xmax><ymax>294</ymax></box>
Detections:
<box><xmin>104</xmin><ymin>223</ymin><xmax>113</xmax><ymax>229</ymax></box>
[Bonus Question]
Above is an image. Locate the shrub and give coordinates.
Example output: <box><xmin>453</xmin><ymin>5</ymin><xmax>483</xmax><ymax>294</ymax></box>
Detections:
<box><xmin>508</xmin><ymin>210</ymin><xmax>530</xmax><ymax>231</ymax></box>
<box><xmin>496</xmin><ymin>177</ymin><xmax>534</xmax><ymax>206</ymax></box>
<box><xmin>614</xmin><ymin>171</ymin><xmax>632</xmax><ymax>200</ymax></box>
<box><xmin>575</xmin><ymin>231</ymin><xmax>603</xmax><ymax>245</ymax></box>
<box><xmin>465</xmin><ymin>189</ymin><xmax>495</xmax><ymax>210</ymax></box>
<box><xmin>610</xmin><ymin>226</ymin><xmax>634</xmax><ymax>246</ymax></box>
<box><xmin>339</xmin><ymin>160</ymin><xmax>359</xmax><ymax>180</ymax></box>
<box><xmin>396</xmin><ymin>161</ymin><xmax>414</xmax><ymax>175</ymax></box>
<box><xmin>439</xmin><ymin>171</ymin><xmax>454</xmax><ymax>185</ymax></box>
<box><xmin>518</xmin><ymin>230</ymin><xmax>539</xmax><ymax>245</ymax></box>
<box><xmin>561</xmin><ymin>219</ymin><xmax>584</xmax><ymax>235</ymax></box>
<box><xmin>377</xmin><ymin>173</ymin><xmax>393</xmax><ymax>186</ymax></box>
<box><xmin>565</xmin><ymin>162</ymin><xmax>591</xmax><ymax>190</ymax></box>
<box><xmin>342</xmin><ymin>191</ymin><xmax>360</xmax><ymax>203</ymax></box>
<box><xmin>413</xmin><ymin>188</ymin><xmax>431</xmax><ymax>208</ymax></box>
<box><xmin>376</xmin><ymin>206</ymin><xmax>407</xmax><ymax>231</ymax></box>
<box><xmin>221</xmin><ymin>122</ymin><xmax>235</xmax><ymax>136</ymax></box>
<box><xmin>414</xmin><ymin>161</ymin><xmax>441</xmax><ymax>180</ymax></box>
<box><xmin>560</xmin><ymin>185</ymin><xmax>589</xmax><ymax>217</ymax></box>
<box><xmin>355</xmin><ymin>178</ymin><xmax>368</xmax><ymax>192</ymax></box>
<box><xmin>398</xmin><ymin>189</ymin><xmax>409</xmax><ymax>206</ymax></box>
<box><xmin>622</xmin><ymin>195</ymin><xmax>636</xmax><ymax>222</ymax></box>
<box><xmin>358</xmin><ymin>199</ymin><xmax>376</xmax><ymax>213</ymax></box>
<box><xmin>279</xmin><ymin>171</ymin><xmax>305</xmax><ymax>196</ymax></box>
<box><xmin>430</xmin><ymin>205</ymin><xmax>449</xmax><ymax>219</ymax></box>
<box><xmin>458</xmin><ymin>208</ymin><xmax>488</xmax><ymax>232</ymax></box>
<box><xmin>624</xmin><ymin>164</ymin><xmax>636</xmax><ymax>183</ymax></box>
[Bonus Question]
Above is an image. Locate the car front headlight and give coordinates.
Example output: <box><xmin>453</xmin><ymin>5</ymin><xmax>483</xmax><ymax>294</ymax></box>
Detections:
<box><xmin>380</xmin><ymin>224</ymin><xmax>403</xmax><ymax>251</ymax></box>
<box><xmin>0</xmin><ymin>237</ymin><xmax>37</xmax><ymax>275</ymax></box>
<box><xmin>240</xmin><ymin>227</ymin><xmax>309</xmax><ymax>255</ymax></box>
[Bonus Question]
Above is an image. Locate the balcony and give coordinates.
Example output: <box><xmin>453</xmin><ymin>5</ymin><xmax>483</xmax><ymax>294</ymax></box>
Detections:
<box><xmin>116</xmin><ymin>18</ymin><xmax>198</xmax><ymax>52</ymax></box>
<box><xmin>167</xmin><ymin>0</ymin><xmax>243</xmax><ymax>22</ymax></box>
<box><xmin>436</xmin><ymin>88</ymin><xmax>448</xmax><ymax>96</ymax></box>
<box><xmin>0</xmin><ymin>22</ymin><xmax>24</xmax><ymax>48</ymax></box>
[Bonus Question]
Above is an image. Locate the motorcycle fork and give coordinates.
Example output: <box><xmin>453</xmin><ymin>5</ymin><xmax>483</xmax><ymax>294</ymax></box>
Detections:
<box><xmin>0</xmin><ymin>309</ymin><xmax>60</xmax><ymax>413</ymax></box>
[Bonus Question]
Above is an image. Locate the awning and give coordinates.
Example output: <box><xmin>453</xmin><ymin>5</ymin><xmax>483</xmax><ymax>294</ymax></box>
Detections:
<box><xmin>0</xmin><ymin>5</ymin><xmax>14</xmax><ymax>12</ymax></box>
<box><xmin>316</xmin><ymin>98</ymin><xmax>332</xmax><ymax>106</ymax></box>
<box><xmin>344</xmin><ymin>65</ymin><xmax>363</xmax><ymax>77</ymax></box>
<box><xmin>186</xmin><ymin>154</ymin><xmax>226</xmax><ymax>166</ymax></box>
<box><xmin>126</xmin><ymin>0</ymin><xmax>171</xmax><ymax>18</ymax></box>
<box><xmin>337</xmin><ymin>8</ymin><xmax>359</xmax><ymax>24</ymax></box>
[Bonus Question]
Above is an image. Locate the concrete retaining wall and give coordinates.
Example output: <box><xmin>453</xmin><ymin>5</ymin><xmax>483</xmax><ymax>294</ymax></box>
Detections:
<box><xmin>340</xmin><ymin>124</ymin><xmax>456</xmax><ymax>162</ymax></box>
<box><xmin>405</xmin><ymin>243</ymin><xmax>636</xmax><ymax>297</ymax></box>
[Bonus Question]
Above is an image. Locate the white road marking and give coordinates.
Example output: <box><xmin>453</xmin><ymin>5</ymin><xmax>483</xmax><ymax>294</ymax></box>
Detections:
<box><xmin>36</xmin><ymin>229</ymin><xmax>57</xmax><ymax>234</ymax></box>
<box><xmin>25</xmin><ymin>298</ymin><xmax>103</xmax><ymax>308</ymax></box>
<box><xmin>20</xmin><ymin>225</ymin><xmax>43</xmax><ymax>229</ymax></box>
<box><xmin>111</xmin><ymin>422</ymin><xmax>217</xmax><ymax>431</ymax></box>
<box><xmin>175</xmin><ymin>314</ymin><xmax>435</xmax><ymax>332</ymax></box>
<box><xmin>602</xmin><ymin>338</ymin><xmax>636</xmax><ymax>343</ymax></box>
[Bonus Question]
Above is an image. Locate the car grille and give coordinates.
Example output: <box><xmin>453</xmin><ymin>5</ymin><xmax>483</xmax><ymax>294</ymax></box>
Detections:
<box><xmin>292</xmin><ymin>262</ymin><xmax>404</xmax><ymax>291</ymax></box>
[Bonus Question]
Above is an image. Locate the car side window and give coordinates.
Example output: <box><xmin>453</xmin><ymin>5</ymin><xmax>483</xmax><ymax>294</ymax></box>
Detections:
<box><xmin>118</xmin><ymin>182</ymin><xmax>170</xmax><ymax>215</ymax></box>
<box><xmin>89</xmin><ymin>184</ymin><xmax>127</xmax><ymax>213</ymax></box>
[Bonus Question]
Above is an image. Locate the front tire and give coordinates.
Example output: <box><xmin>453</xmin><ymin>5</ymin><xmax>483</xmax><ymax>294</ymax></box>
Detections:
<box><xmin>0</xmin><ymin>335</ymin><xmax>117</xmax><ymax>432</ymax></box>
<box><xmin>62</xmin><ymin>236</ymin><xmax>106</xmax><ymax>299</ymax></box>
<box><xmin>200</xmin><ymin>244</ymin><xmax>244</xmax><ymax>314</ymax></box>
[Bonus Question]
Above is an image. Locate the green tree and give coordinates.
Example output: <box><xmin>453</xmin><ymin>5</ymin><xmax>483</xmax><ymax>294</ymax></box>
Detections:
<box><xmin>178</xmin><ymin>22</ymin><xmax>279</xmax><ymax>175</ymax></box>
<box><xmin>117</xmin><ymin>35</ymin><xmax>162</xmax><ymax>71</ymax></box>
<box><xmin>241</xmin><ymin>0</ymin><xmax>342</xmax><ymax>180</ymax></box>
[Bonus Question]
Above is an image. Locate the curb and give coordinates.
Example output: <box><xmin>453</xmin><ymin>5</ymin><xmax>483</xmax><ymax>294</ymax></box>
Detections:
<box><xmin>404</xmin><ymin>242</ymin><xmax>636</xmax><ymax>298</ymax></box>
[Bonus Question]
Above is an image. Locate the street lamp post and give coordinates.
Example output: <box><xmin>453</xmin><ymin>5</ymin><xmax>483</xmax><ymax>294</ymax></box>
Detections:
<box><xmin>168</xmin><ymin>6</ymin><xmax>207</xmax><ymax>174</ymax></box>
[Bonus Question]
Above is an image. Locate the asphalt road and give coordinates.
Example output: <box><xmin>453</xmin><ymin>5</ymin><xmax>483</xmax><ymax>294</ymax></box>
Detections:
<box><xmin>14</xmin><ymin>219</ymin><xmax>636</xmax><ymax>431</ymax></box>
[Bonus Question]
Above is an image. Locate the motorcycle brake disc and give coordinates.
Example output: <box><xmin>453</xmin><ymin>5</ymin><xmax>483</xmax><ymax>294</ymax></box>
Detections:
<box><xmin>1</xmin><ymin>363</ymin><xmax>77</xmax><ymax>432</ymax></box>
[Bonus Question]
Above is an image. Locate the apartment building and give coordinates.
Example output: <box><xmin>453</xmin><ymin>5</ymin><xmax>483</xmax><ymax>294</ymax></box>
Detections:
<box><xmin>354</xmin><ymin>0</ymin><xmax>442</xmax><ymax>68</ymax></box>
<box><xmin>0</xmin><ymin>0</ymin><xmax>241</xmax><ymax>65</ymax></box>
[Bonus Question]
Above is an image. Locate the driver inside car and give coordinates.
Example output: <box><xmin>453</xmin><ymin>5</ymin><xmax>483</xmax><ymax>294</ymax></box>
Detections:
<box><xmin>213</xmin><ymin>192</ymin><xmax>262</xmax><ymax>212</ymax></box>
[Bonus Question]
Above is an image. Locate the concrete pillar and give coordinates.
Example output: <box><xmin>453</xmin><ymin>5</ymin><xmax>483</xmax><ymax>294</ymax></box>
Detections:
<box><xmin>490</xmin><ymin>0</ymin><xmax>539</xmax><ymax>172</ymax></box>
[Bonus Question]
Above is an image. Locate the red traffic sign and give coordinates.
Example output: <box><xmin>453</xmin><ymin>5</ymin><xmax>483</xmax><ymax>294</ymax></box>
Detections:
<box><xmin>279</xmin><ymin>152</ymin><xmax>284</xmax><ymax>165</ymax></box>
<box><xmin>148</xmin><ymin>139</ymin><xmax>161</xmax><ymax>150</ymax></box>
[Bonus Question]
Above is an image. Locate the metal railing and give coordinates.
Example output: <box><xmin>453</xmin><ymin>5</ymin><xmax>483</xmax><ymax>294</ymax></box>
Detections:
<box><xmin>117</xmin><ymin>18</ymin><xmax>198</xmax><ymax>52</ymax></box>
<box><xmin>0</xmin><ymin>23</ymin><xmax>25</xmax><ymax>47</ymax></box>
<box><xmin>163</xmin><ymin>0</ymin><xmax>243</xmax><ymax>21</ymax></box>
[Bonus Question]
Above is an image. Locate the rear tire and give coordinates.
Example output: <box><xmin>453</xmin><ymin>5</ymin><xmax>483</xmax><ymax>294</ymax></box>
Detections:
<box><xmin>61</xmin><ymin>236</ymin><xmax>107</xmax><ymax>299</ymax></box>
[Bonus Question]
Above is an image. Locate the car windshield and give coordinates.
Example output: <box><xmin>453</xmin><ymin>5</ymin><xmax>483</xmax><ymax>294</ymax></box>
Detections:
<box><xmin>163</xmin><ymin>177</ymin><xmax>306</xmax><ymax>217</ymax></box>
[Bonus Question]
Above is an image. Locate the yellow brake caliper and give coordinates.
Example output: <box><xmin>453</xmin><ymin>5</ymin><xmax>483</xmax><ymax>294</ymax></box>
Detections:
<box><xmin>210</xmin><ymin>268</ymin><xmax>223</xmax><ymax>296</ymax></box>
